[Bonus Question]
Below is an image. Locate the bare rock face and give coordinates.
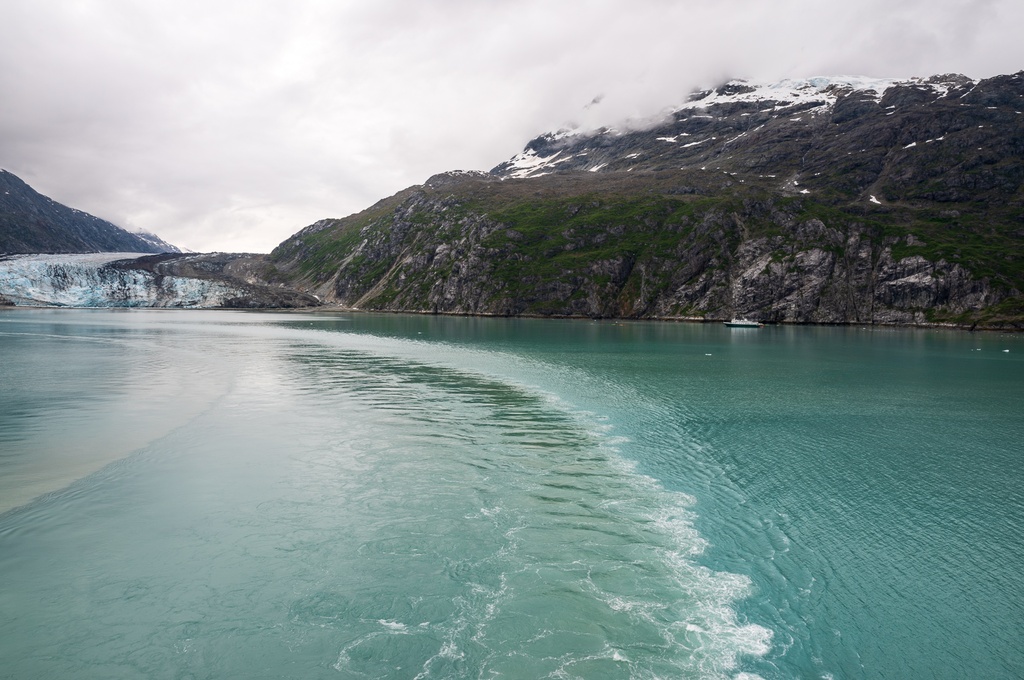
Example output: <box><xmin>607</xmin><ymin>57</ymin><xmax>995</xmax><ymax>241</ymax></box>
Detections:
<box><xmin>269</xmin><ymin>184</ymin><xmax>1014</xmax><ymax>326</ymax></box>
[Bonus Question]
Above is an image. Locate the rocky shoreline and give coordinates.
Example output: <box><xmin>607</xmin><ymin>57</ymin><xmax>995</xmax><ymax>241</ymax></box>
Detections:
<box><xmin>293</xmin><ymin>303</ymin><xmax>1023</xmax><ymax>331</ymax></box>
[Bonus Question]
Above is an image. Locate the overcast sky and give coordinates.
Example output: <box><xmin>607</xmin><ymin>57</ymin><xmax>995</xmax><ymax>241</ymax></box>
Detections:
<box><xmin>2</xmin><ymin>0</ymin><xmax>1021</xmax><ymax>253</ymax></box>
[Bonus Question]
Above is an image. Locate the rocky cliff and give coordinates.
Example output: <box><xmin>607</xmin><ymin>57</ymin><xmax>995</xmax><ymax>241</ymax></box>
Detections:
<box><xmin>269</xmin><ymin>73</ymin><xmax>1023</xmax><ymax>327</ymax></box>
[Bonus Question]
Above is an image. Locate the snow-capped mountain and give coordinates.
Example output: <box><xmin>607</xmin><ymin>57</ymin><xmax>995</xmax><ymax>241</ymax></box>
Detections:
<box><xmin>490</xmin><ymin>72</ymin><xmax>1013</xmax><ymax>192</ymax></box>
<box><xmin>270</xmin><ymin>70</ymin><xmax>1023</xmax><ymax>327</ymax></box>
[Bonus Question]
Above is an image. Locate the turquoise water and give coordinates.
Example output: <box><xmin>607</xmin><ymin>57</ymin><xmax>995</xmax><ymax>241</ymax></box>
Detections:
<box><xmin>0</xmin><ymin>310</ymin><xmax>1021</xmax><ymax>679</ymax></box>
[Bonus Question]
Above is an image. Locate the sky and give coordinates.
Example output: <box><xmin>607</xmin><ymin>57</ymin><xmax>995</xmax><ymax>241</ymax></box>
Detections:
<box><xmin>1</xmin><ymin>0</ymin><xmax>1022</xmax><ymax>253</ymax></box>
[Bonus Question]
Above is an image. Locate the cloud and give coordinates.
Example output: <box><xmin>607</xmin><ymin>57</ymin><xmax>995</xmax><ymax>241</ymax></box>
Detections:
<box><xmin>1</xmin><ymin>0</ymin><xmax>1021</xmax><ymax>252</ymax></box>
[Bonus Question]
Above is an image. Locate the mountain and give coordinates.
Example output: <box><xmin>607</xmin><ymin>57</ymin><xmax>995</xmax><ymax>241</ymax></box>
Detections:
<box><xmin>0</xmin><ymin>169</ymin><xmax>179</xmax><ymax>254</ymax></box>
<box><xmin>268</xmin><ymin>72</ymin><xmax>1024</xmax><ymax>327</ymax></box>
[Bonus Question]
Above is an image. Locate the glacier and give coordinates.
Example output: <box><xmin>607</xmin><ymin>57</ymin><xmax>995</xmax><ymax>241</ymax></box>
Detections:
<box><xmin>0</xmin><ymin>253</ymin><xmax>246</xmax><ymax>308</ymax></box>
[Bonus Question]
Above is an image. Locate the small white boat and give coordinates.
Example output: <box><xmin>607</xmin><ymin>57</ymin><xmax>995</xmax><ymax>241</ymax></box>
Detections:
<box><xmin>724</xmin><ymin>318</ymin><xmax>763</xmax><ymax>327</ymax></box>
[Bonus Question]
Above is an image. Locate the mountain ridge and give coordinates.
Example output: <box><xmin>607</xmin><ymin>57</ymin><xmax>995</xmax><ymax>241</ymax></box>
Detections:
<box><xmin>0</xmin><ymin>169</ymin><xmax>180</xmax><ymax>255</ymax></box>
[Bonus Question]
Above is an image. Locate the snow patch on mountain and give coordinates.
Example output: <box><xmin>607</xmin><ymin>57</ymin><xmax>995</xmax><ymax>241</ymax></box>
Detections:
<box><xmin>501</xmin><ymin>149</ymin><xmax>573</xmax><ymax>179</ymax></box>
<box><xmin>678</xmin><ymin>76</ymin><xmax>904</xmax><ymax>112</ymax></box>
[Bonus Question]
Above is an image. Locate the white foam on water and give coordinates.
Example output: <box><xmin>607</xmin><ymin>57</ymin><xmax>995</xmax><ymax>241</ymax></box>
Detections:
<box><xmin>339</xmin><ymin>327</ymin><xmax>774</xmax><ymax>674</ymax></box>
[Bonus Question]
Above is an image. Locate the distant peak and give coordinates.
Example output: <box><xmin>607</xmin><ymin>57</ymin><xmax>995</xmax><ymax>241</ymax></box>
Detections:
<box><xmin>424</xmin><ymin>170</ymin><xmax>491</xmax><ymax>188</ymax></box>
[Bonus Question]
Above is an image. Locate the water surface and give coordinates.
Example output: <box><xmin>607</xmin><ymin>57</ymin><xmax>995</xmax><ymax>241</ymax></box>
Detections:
<box><xmin>1</xmin><ymin>309</ymin><xmax>1021</xmax><ymax>679</ymax></box>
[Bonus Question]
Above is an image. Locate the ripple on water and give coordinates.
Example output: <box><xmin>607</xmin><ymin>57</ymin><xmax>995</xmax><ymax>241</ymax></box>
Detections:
<box><xmin>276</xmin><ymin>346</ymin><xmax>772</xmax><ymax>678</ymax></box>
<box><xmin>0</xmin><ymin>314</ymin><xmax>770</xmax><ymax>679</ymax></box>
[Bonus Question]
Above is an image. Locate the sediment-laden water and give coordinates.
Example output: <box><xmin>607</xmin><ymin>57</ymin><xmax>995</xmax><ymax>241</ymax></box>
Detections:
<box><xmin>1</xmin><ymin>309</ymin><xmax>1021</xmax><ymax>679</ymax></box>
